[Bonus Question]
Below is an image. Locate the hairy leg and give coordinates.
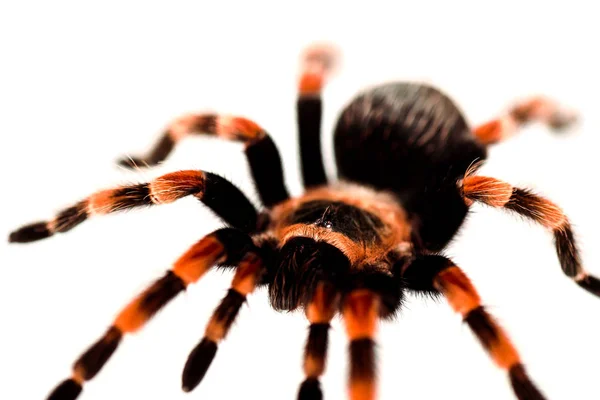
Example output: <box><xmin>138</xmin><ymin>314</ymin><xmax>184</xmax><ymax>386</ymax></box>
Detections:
<box><xmin>403</xmin><ymin>254</ymin><xmax>546</xmax><ymax>400</ymax></box>
<box><xmin>10</xmin><ymin>170</ymin><xmax>258</xmax><ymax>242</ymax></box>
<box><xmin>474</xmin><ymin>96</ymin><xmax>577</xmax><ymax>145</ymax></box>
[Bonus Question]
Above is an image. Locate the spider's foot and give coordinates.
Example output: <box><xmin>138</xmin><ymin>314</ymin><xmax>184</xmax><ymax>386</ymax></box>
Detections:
<box><xmin>301</xmin><ymin>43</ymin><xmax>341</xmax><ymax>76</ymax></box>
<box><xmin>47</xmin><ymin>378</ymin><xmax>82</xmax><ymax>400</ymax></box>
<box><xmin>182</xmin><ymin>338</ymin><xmax>218</xmax><ymax>393</ymax></box>
<box><xmin>509</xmin><ymin>364</ymin><xmax>547</xmax><ymax>400</ymax></box>
<box><xmin>9</xmin><ymin>222</ymin><xmax>51</xmax><ymax>243</ymax></box>
<box><xmin>511</xmin><ymin>97</ymin><xmax>579</xmax><ymax>133</ymax></box>
<box><xmin>298</xmin><ymin>378</ymin><xmax>323</xmax><ymax>400</ymax></box>
<box><xmin>548</xmin><ymin>109</ymin><xmax>579</xmax><ymax>132</ymax></box>
<box><xmin>299</xmin><ymin>43</ymin><xmax>341</xmax><ymax>97</ymax></box>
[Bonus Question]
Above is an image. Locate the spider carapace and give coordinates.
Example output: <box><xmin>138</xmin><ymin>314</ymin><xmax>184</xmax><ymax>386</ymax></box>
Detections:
<box><xmin>9</xmin><ymin>44</ymin><xmax>599</xmax><ymax>400</ymax></box>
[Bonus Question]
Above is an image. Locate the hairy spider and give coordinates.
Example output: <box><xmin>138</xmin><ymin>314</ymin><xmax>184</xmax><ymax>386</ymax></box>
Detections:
<box><xmin>9</xmin><ymin>44</ymin><xmax>599</xmax><ymax>400</ymax></box>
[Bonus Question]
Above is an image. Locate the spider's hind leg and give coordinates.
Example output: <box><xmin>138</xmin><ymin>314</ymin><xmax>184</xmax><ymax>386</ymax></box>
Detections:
<box><xmin>474</xmin><ymin>96</ymin><xmax>578</xmax><ymax>145</ymax></box>
<box><xmin>297</xmin><ymin>43</ymin><xmax>339</xmax><ymax>189</ymax></box>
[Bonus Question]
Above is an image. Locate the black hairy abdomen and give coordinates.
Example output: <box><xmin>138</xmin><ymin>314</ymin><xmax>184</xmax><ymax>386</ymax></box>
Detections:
<box><xmin>334</xmin><ymin>82</ymin><xmax>487</xmax><ymax>250</ymax></box>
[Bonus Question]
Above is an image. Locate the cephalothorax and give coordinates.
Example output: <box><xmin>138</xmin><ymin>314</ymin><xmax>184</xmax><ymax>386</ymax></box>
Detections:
<box><xmin>9</xmin><ymin>44</ymin><xmax>598</xmax><ymax>400</ymax></box>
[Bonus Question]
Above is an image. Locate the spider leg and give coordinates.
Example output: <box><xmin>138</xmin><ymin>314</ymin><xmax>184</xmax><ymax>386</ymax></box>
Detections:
<box><xmin>342</xmin><ymin>288</ymin><xmax>380</xmax><ymax>400</ymax></box>
<box><xmin>45</xmin><ymin>228</ymin><xmax>254</xmax><ymax>400</ymax></box>
<box><xmin>297</xmin><ymin>281</ymin><xmax>340</xmax><ymax>400</ymax></box>
<box><xmin>297</xmin><ymin>43</ymin><xmax>339</xmax><ymax>188</ymax></box>
<box><xmin>474</xmin><ymin>96</ymin><xmax>578</xmax><ymax>145</ymax></box>
<box><xmin>402</xmin><ymin>254</ymin><xmax>546</xmax><ymax>400</ymax></box>
<box><xmin>181</xmin><ymin>250</ymin><xmax>266</xmax><ymax>392</ymax></box>
<box><xmin>338</xmin><ymin>267</ymin><xmax>405</xmax><ymax>400</ymax></box>
<box><xmin>9</xmin><ymin>170</ymin><xmax>258</xmax><ymax>243</ymax></box>
<box><xmin>461</xmin><ymin>173</ymin><xmax>600</xmax><ymax>297</ymax></box>
<box><xmin>117</xmin><ymin>114</ymin><xmax>289</xmax><ymax>207</ymax></box>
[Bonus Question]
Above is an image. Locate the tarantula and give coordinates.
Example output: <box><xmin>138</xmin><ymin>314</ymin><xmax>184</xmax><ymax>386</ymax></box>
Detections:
<box><xmin>9</xmin><ymin>44</ymin><xmax>599</xmax><ymax>400</ymax></box>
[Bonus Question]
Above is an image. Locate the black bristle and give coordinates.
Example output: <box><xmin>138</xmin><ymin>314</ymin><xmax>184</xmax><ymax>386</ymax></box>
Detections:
<box><xmin>116</xmin><ymin>156</ymin><xmax>145</xmax><ymax>169</ymax></box>
<box><xmin>181</xmin><ymin>338</ymin><xmax>218</xmax><ymax>392</ymax></box>
<box><xmin>9</xmin><ymin>222</ymin><xmax>51</xmax><ymax>243</ymax></box>
<box><xmin>47</xmin><ymin>378</ymin><xmax>82</xmax><ymax>400</ymax></box>
<box><xmin>509</xmin><ymin>364</ymin><xmax>547</xmax><ymax>400</ymax></box>
<box><xmin>298</xmin><ymin>377</ymin><xmax>323</xmax><ymax>400</ymax></box>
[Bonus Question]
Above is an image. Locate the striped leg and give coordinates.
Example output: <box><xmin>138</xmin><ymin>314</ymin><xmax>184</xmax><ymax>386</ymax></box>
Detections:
<box><xmin>9</xmin><ymin>170</ymin><xmax>258</xmax><ymax>243</ymax></box>
<box><xmin>462</xmin><ymin>174</ymin><xmax>600</xmax><ymax>297</ymax></box>
<box><xmin>181</xmin><ymin>251</ymin><xmax>265</xmax><ymax>392</ymax></box>
<box><xmin>403</xmin><ymin>255</ymin><xmax>546</xmax><ymax>400</ymax></box>
<box><xmin>297</xmin><ymin>281</ymin><xmax>339</xmax><ymax>400</ymax></box>
<box><xmin>117</xmin><ymin>114</ymin><xmax>289</xmax><ymax>207</ymax></box>
<box><xmin>46</xmin><ymin>228</ymin><xmax>254</xmax><ymax>400</ymax></box>
<box><xmin>343</xmin><ymin>289</ymin><xmax>380</xmax><ymax>400</ymax></box>
<box><xmin>297</xmin><ymin>44</ymin><xmax>339</xmax><ymax>188</ymax></box>
<box><xmin>474</xmin><ymin>96</ymin><xmax>578</xmax><ymax>145</ymax></box>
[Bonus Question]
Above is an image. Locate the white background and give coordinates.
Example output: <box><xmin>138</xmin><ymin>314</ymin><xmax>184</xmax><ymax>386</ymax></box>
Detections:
<box><xmin>1</xmin><ymin>1</ymin><xmax>598</xmax><ymax>399</ymax></box>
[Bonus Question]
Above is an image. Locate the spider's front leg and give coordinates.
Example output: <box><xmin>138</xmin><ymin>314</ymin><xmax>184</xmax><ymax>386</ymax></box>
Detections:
<box><xmin>9</xmin><ymin>170</ymin><xmax>258</xmax><ymax>243</ymax></box>
<box><xmin>402</xmin><ymin>254</ymin><xmax>546</xmax><ymax>400</ymax></box>
<box><xmin>46</xmin><ymin>227</ymin><xmax>259</xmax><ymax>400</ymax></box>
<box><xmin>181</xmin><ymin>250</ymin><xmax>270</xmax><ymax>392</ymax></box>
